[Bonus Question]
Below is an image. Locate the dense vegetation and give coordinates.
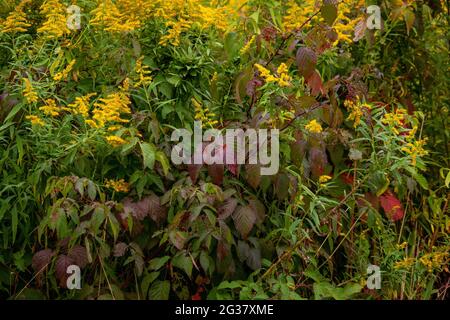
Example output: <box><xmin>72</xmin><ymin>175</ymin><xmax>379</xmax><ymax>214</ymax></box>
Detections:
<box><xmin>0</xmin><ymin>0</ymin><xmax>449</xmax><ymax>300</ymax></box>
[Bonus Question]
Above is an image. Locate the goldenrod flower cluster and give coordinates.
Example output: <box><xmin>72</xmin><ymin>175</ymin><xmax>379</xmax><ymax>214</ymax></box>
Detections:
<box><xmin>344</xmin><ymin>98</ymin><xmax>371</xmax><ymax>128</ymax></box>
<box><xmin>90</xmin><ymin>0</ymin><xmax>141</xmax><ymax>33</ymax></box>
<box><xmin>25</xmin><ymin>115</ymin><xmax>45</xmax><ymax>126</ymax></box>
<box><xmin>22</xmin><ymin>78</ymin><xmax>38</xmax><ymax>104</ymax></box>
<box><xmin>255</xmin><ymin>63</ymin><xmax>292</xmax><ymax>87</ymax></box>
<box><xmin>67</xmin><ymin>93</ymin><xmax>96</xmax><ymax>118</ymax></box>
<box><xmin>134</xmin><ymin>57</ymin><xmax>152</xmax><ymax>87</ymax></box>
<box><xmin>401</xmin><ymin>139</ymin><xmax>429</xmax><ymax>166</ymax></box>
<box><xmin>193</xmin><ymin>98</ymin><xmax>218</xmax><ymax>128</ymax></box>
<box><xmin>0</xmin><ymin>0</ymin><xmax>31</xmax><ymax>33</ymax></box>
<box><xmin>394</xmin><ymin>257</ymin><xmax>415</xmax><ymax>270</ymax></box>
<box><xmin>305</xmin><ymin>119</ymin><xmax>323</xmax><ymax>134</ymax></box>
<box><xmin>156</xmin><ymin>0</ymin><xmax>242</xmax><ymax>46</ymax></box>
<box><xmin>39</xmin><ymin>99</ymin><xmax>61</xmax><ymax>117</ymax></box>
<box><xmin>282</xmin><ymin>0</ymin><xmax>365</xmax><ymax>44</ymax></box>
<box><xmin>88</xmin><ymin>92</ymin><xmax>132</xmax><ymax>129</ymax></box>
<box><xmin>105</xmin><ymin>135</ymin><xmax>127</xmax><ymax>147</ymax></box>
<box><xmin>240</xmin><ymin>35</ymin><xmax>256</xmax><ymax>55</ymax></box>
<box><xmin>105</xmin><ymin>178</ymin><xmax>130</xmax><ymax>193</ymax></box>
<box><xmin>54</xmin><ymin>59</ymin><xmax>76</xmax><ymax>82</ymax></box>
<box><xmin>282</xmin><ymin>0</ymin><xmax>317</xmax><ymax>32</ymax></box>
<box><xmin>419</xmin><ymin>251</ymin><xmax>448</xmax><ymax>272</ymax></box>
<box><xmin>37</xmin><ymin>0</ymin><xmax>71</xmax><ymax>40</ymax></box>
<box><xmin>159</xmin><ymin>18</ymin><xmax>193</xmax><ymax>46</ymax></box>
<box><xmin>382</xmin><ymin>108</ymin><xmax>407</xmax><ymax>135</ymax></box>
<box><xmin>318</xmin><ymin>175</ymin><xmax>332</xmax><ymax>188</ymax></box>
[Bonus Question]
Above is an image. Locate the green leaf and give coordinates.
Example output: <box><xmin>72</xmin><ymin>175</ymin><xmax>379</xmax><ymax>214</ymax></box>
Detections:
<box><xmin>141</xmin><ymin>271</ymin><xmax>160</xmax><ymax>298</ymax></box>
<box><xmin>140</xmin><ymin>142</ymin><xmax>156</xmax><ymax>170</ymax></box>
<box><xmin>156</xmin><ymin>151</ymin><xmax>170</xmax><ymax>176</ymax></box>
<box><xmin>321</xmin><ymin>4</ymin><xmax>338</xmax><ymax>26</ymax></box>
<box><xmin>171</xmin><ymin>253</ymin><xmax>193</xmax><ymax>278</ymax></box>
<box><xmin>148</xmin><ymin>256</ymin><xmax>170</xmax><ymax>271</ymax></box>
<box><xmin>149</xmin><ymin>280</ymin><xmax>170</xmax><ymax>300</ymax></box>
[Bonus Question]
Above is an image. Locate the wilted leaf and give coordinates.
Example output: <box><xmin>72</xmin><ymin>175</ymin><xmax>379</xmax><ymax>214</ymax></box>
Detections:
<box><xmin>353</xmin><ymin>18</ymin><xmax>367</xmax><ymax>42</ymax></box>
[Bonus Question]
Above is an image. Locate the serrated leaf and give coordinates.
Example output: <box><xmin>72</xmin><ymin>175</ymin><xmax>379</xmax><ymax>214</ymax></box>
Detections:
<box><xmin>232</xmin><ymin>205</ymin><xmax>256</xmax><ymax>239</ymax></box>
<box><xmin>55</xmin><ymin>255</ymin><xmax>75</xmax><ymax>288</ymax></box>
<box><xmin>296</xmin><ymin>47</ymin><xmax>317</xmax><ymax>79</ymax></box>
<box><xmin>140</xmin><ymin>142</ymin><xmax>155</xmax><ymax>170</ymax></box>
<box><xmin>218</xmin><ymin>198</ymin><xmax>238</xmax><ymax>220</ymax></box>
<box><xmin>149</xmin><ymin>280</ymin><xmax>170</xmax><ymax>300</ymax></box>
<box><xmin>32</xmin><ymin>249</ymin><xmax>54</xmax><ymax>272</ymax></box>
<box><xmin>68</xmin><ymin>245</ymin><xmax>88</xmax><ymax>268</ymax></box>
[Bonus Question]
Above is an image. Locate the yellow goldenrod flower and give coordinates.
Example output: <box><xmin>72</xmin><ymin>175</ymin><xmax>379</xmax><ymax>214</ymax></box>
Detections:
<box><xmin>67</xmin><ymin>93</ymin><xmax>96</xmax><ymax>118</ymax></box>
<box><xmin>106</xmin><ymin>135</ymin><xmax>127</xmax><ymax>147</ymax></box>
<box><xmin>240</xmin><ymin>35</ymin><xmax>256</xmax><ymax>55</ymax></box>
<box><xmin>305</xmin><ymin>119</ymin><xmax>323</xmax><ymax>133</ymax></box>
<box><xmin>25</xmin><ymin>115</ymin><xmax>45</xmax><ymax>126</ymax></box>
<box><xmin>53</xmin><ymin>59</ymin><xmax>76</xmax><ymax>81</ymax></box>
<box><xmin>192</xmin><ymin>98</ymin><xmax>218</xmax><ymax>128</ymax></box>
<box><xmin>396</xmin><ymin>242</ymin><xmax>408</xmax><ymax>250</ymax></box>
<box><xmin>90</xmin><ymin>92</ymin><xmax>131</xmax><ymax>128</ymax></box>
<box><xmin>319</xmin><ymin>175</ymin><xmax>332</xmax><ymax>184</ymax></box>
<box><xmin>107</xmin><ymin>125</ymin><xmax>122</xmax><ymax>132</ymax></box>
<box><xmin>90</xmin><ymin>0</ymin><xmax>141</xmax><ymax>32</ymax></box>
<box><xmin>382</xmin><ymin>109</ymin><xmax>407</xmax><ymax>135</ymax></box>
<box><xmin>105</xmin><ymin>178</ymin><xmax>130</xmax><ymax>193</ymax></box>
<box><xmin>22</xmin><ymin>78</ymin><xmax>38</xmax><ymax>104</ymax></box>
<box><xmin>37</xmin><ymin>0</ymin><xmax>71</xmax><ymax>40</ymax></box>
<box><xmin>344</xmin><ymin>99</ymin><xmax>371</xmax><ymax>128</ymax></box>
<box><xmin>401</xmin><ymin>138</ymin><xmax>429</xmax><ymax>166</ymax></box>
<box><xmin>394</xmin><ymin>257</ymin><xmax>415</xmax><ymax>270</ymax></box>
<box><xmin>1</xmin><ymin>0</ymin><xmax>31</xmax><ymax>33</ymax></box>
<box><xmin>134</xmin><ymin>56</ymin><xmax>152</xmax><ymax>87</ymax></box>
<box><xmin>159</xmin><ymin>18</ymin><xmax>192</xmax><ymax>46</ymax></box>
<box><xmin>282</xmin><ymin>0</ymin><xmax>316</xmax><ymax>32</ymax></box>
<box><xmin>255</xmin><ymin>63</ymin><xmax>291</xmax><ymax>87</ymax></box>
<box><xmin>39</xmin><ymin>99</ymin><xmax>61</xmax><ymax>117</ymax></box>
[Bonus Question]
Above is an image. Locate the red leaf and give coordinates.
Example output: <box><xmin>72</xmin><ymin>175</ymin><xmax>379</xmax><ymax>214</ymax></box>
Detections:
<box><xmin>306</xmin><ymin>71</ymin><xmax>324</xmax><ymax>96</ymax></box>
<box><xmin>187</xmin><ymin>164</ymin><xmax>202</xmax><ymax>183</ymax></box>
<box><xmin>55</xmin><ymin>255</ymin><xmax>75</xmax><ymax>288</ymax></box>
<box><xmin>68</xmin><ymin>245</ymin><xmax>88</xmax><ymax>268</ymax></box>
<box><xmin>32</xmin><ymin>249</ymin><xmax>54</xmax><ymax>272</ymax></box>
<box><xmin>379</xmin><ymin>190</ymin><xmax>404</xmax><ymax>222</ymax></box>
<box><xmin>207</xmin><ymin>164</ymin><xmax>224</xmax><ymax>186</ymax></box>
<box><xmin>296</xmin><ymin>47</ymin><xmax>317</xmax><ymax>79</ymax></box>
